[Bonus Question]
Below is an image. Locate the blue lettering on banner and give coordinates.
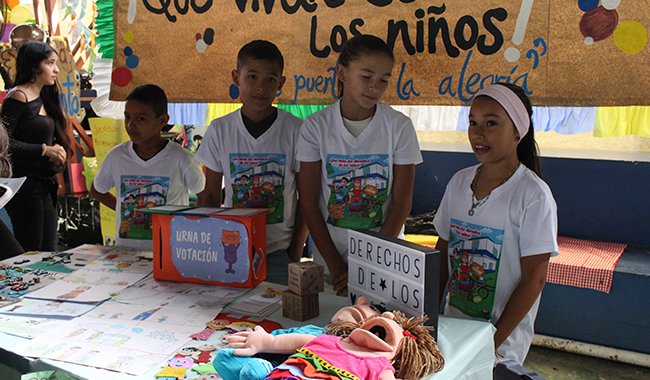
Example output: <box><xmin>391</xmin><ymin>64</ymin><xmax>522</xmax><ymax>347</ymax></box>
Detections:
<box><xmin>293</xmin><ymin>62</ymin><xmax>421</xmax><ymax>103</ymax></box>
<box><xmin>438</xmin><ymin>39</ymin><xmax>546</xmax><ymax>102</ymax></box>
<box><xmin>396</xmin><ymin>62</ymin><xmax>420</xmax><ymax>101</ymax></box>
<box><xmin>60</xmin><ymin>74</ymin><xmax>80</xmax><ymax>117</ymax></box>
<box><xmin>292</xmin><ymin>66</ymin><xmax>338</xmax><ymax>104</ymax></box>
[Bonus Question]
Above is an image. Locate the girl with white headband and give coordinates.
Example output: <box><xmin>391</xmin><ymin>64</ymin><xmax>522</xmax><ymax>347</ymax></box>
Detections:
<box><xmin>433</xmin><ymin>83</ymin><xmax>559</xmax><ymax>365</ymax></box>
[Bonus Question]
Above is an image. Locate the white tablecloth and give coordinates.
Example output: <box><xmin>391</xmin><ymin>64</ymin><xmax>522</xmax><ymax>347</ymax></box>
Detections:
<box><xmin>0</xmin><ymin>283</ymin><xmax>494</xmax><ymax>380</ymax></box>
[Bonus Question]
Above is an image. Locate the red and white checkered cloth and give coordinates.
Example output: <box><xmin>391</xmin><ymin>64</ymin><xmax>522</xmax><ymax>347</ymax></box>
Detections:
<box><xmin>546</xmin><ymin>236</ymin><xmax>627</xmax><ymax>293</ymax></box>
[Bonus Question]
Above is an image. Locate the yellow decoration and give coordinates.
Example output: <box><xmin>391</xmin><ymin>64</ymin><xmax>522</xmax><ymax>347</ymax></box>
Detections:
<box><xmin>204</xmin><ymin>103</ymin><xmax>242</xmax><ymax>126</ymax></box>
<box><xmin>594</xmin><ymin>107</ymin><xmax>650</xmax><ymax>138</ymax></box>
<box><xmin>82</xmin><ymin>157</ymin><xmax>99</xmax><ymax>193</ymax></box>
<box><xmin>405</xmin><ymin>234</ymin><xmax>439</xmax><ymax>247</ymax></box>
<box><xmin>9</xmin><ymin>5</ymin><xmax>33</xmax><ymax>25</ymax></box>
<box><xmin>156</xmin><ymin>367</ymin><xmax>188</xmax><ymax>377</ymax></box>
<box><xmin>614</xmin><ymin>20</ymin><xmax>648</xmax><ymax>54</ymax></box>
<box><xmin>124</xmin><ymin>31</ymin><xmax>134</xmax><ymax>43</ymax></box>
<box><xmin>89</xmin><ymin>118</ymin><xmax>130</xmax><ymax>244</ymax></box>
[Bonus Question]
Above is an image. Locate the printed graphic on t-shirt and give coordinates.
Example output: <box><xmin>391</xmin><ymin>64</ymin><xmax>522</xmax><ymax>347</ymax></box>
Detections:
<box><xmin>229</xmin><ymin>153</ymin><xmax>285</xmax><ymax>225</ymax></box>
<box><xmin>325</xmin><ymin>154</ymin><xmax>389</xmax><ymax>230</ymax></box>
<box><xmin>120</xmin><ymin>175</ymin><xmax>169</xmax><ymax>240</ymax></box>
<box><xmin>447</xmin><ymin>218</ymin><xmax>503</xmax><ymax>320</ymax></box>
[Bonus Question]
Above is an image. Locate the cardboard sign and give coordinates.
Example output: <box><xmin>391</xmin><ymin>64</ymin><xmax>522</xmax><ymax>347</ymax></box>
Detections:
<box><xmin>347</xmin><ymin>229</ymin><xmax>439</xmax><ymax>332</ymax></box>
<box><xmin>169</xmin><ymin>216</ymin><xmax>250</xmax><ymax>283</ymax></box>
<box><xmin>113</xmin><ymin>0</ymin><xmax>650</xmax><ymax>106</ymax></box>
<box><xmin>89</xmin><ymin>118</ymin><xmax>130</xmax><ymax>245</ymax></box>
<box><xmin>223</xmin><ymin>230</ymin><xmax>240</xmax><ymax>245</ymax></box>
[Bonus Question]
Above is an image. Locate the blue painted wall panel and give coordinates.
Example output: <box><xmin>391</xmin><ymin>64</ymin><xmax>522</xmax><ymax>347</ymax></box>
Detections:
<box><xmin>535</xmin><ymin>248</ymin><xmax>650</xmax><ymax>354</ymax></box>
<box><xmin>414</xmin><ymin>151</ymin><xmax>650</xmax><ymax>246</ymax></box>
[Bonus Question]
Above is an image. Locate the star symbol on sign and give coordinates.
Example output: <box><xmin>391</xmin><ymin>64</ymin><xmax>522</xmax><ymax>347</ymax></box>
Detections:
<box><xmin>379</xmin><ymin>278</ymin><xmax>387</xmax><ymax>291</ymax></box>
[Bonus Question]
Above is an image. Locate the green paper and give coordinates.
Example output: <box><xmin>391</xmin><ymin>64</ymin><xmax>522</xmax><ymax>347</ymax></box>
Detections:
<box><xmin>95</xmin><ymin>0</ymin><xmax>114</xmax><ymax>58</ymax></box>
<box><xmin>193</xmin><ymin>363</ymin><xmax>217</xmax><ymax>375</ymax></box>
<box><xmin>23</xmin><ymin>261</ymin><xmax>75</xmax><ymax>273</ymax></box>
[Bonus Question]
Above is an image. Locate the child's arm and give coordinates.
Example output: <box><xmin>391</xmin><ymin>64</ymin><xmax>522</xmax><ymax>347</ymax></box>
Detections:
<box><xmin>226</xmin><ymin>325</ymin><xmax>315</xmax><ymax>355</ymax></box>
<box><xmin>90</xmin><ymin>182</ymin><xmax>116</xmax><ymax>210</ymax></box>
<box><xmin>493</xmin><ymin>252</ymin><xmax>551</xmax><ymax>349</ymax></box>
<box><xmin>288</xmin><ymin>182</ymin><xmax>309</xmax><ymax>262</ymax></box>
<box><xmin>378</xmin><ymin>164</ymin><xmax>415</xmax><ymax>237</ymax></box>
<box><xmin>435</xmin><ymin>238</ymin><xmax>450</xmax><ymax>306</ymax></box>
<box><xmin>196</xmin><ymin>168</ymin><xmax>223</xmax><ymax>207</ymax></box>
<box><xmin>298</xmin><ymin>161</ymin><xmax>348</xmax><ymax>296</ymax></box>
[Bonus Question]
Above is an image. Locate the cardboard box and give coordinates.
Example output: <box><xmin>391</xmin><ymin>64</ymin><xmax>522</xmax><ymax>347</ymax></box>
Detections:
<box><xmin>146</xmin><ymin>207</ymin><xmax>269</xmax><ymax>288</ymax></box>
<box><xmin>288</xmin><ymin>261</ymin><xmax>324</xmax><ymax>295</ymax></box>
<box><xmin>282</xmin><ymin>289</ymin><xmax>319</xmax><ymax>321</ymax></box>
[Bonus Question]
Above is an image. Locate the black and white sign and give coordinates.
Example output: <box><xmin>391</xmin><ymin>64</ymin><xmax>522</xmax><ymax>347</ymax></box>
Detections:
<box><xmin>348</xmin><ymin>229</ymin><xmax>440</xmax><ymax>333</ymax></box>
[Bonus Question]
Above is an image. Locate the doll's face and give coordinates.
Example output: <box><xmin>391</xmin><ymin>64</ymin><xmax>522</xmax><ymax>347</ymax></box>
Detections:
<box><xmin>345</xmin><ymin>312</ymin><xmax>404</xmax><ymax>359</ymax></box>
<box><xmin>198</xmin><ymin>344</ymin><xmax>217</xmax><ymax>351</ymax></box>
<box><xmin>330</xmin><ymin>296</ymin><xmax>380</xmax><ymax>323</ymax></box>
<box><xmin>168</xmin><ymin>357</ymin><xmax>194</xmax><ymax>368</ymax></box>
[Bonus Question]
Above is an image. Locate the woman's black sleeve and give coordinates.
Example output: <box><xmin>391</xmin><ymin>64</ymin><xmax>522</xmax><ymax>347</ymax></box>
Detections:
<box><xmin>1</xmin><ymin>98</ymin><xmax>43</xmax><ymax>160</ymax></box>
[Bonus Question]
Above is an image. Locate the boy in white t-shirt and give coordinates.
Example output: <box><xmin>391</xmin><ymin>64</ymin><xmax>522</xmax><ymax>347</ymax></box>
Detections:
<box><xmin>195</xmin><ymin>40</ymin><xmax>308</xmax><ymax>284</ymax></box>
<box><xmin>91</xmin><ymin>85</ymin><xmax>205</xmax><ymax>250</ymax></box>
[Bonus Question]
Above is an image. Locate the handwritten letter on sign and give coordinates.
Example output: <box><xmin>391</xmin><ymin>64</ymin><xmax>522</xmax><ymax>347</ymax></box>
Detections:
<box><xmin>113</xmin><ymin>1</ymin><xmax>650</xmax><ymax>106</ymax></box>
<box><xmin>347</xmin><ymin>229</ymin><xmax>439</xmax><ymax>331</ymax></box>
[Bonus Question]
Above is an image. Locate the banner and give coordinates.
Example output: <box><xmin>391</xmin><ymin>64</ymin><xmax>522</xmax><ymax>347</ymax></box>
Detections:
<box><xmin>112</xmin><ymin>1</ymin><xmax>650</xmax><ymax>106</ymax></box>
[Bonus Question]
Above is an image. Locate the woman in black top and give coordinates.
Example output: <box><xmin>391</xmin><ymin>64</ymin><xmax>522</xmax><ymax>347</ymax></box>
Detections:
<box><xmin>1</xmin><ymin>40</ymin><xmax>72</xmax><ymax>251</ymax></box>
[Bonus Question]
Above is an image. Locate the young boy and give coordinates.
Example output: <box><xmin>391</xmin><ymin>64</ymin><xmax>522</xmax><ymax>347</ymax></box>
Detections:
<box><xmin>195</xmin><ymin>40</ymin><xmax>307</xmax><ymax>282</ymax></box>
<box><xmin>91</xmin><ymin>84</ymin><xmax>206</xmax><ymax>250</ymax></box>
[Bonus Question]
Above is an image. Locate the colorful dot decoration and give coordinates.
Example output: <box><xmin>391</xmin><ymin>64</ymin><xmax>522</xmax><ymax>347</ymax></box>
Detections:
<box><xmin>613</xmin><ymin>20</ymin><xmax>647</xmax><ymax>54</ymax></box>
<box><xmin>112</xmin><ymin>32</ymin><xmax>140</xmax><ymax>87</ymax></box>
<box><xmin>195</xmin><ymin>28</ymin><xmax>215</xmax><ymax>53</ymax></box>
<box><xmin>229</xmin><ymin>84</ymin><xmax>239</xmax><ymax>100</ymax></box>
<box><xmin>112</xmin><ymin>67</ymin><xmax>132</xmax><ymax>88</ymax></box>
<box><xmin>578</xmin><ymin>1</ymin><xmax>647</xmax><ymax>54</ymax></box>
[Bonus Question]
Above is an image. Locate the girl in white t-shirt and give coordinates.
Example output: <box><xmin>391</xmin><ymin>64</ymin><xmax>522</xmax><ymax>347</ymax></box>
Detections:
<box><xmin>297</xmin><ymin>35</ymin><xmax>422</xmax><ymax>297</ymax></box>
<box><xmin>433</xmin><ymin>83</ymin><xmax>559</xmax><ymax>364</ymax></box>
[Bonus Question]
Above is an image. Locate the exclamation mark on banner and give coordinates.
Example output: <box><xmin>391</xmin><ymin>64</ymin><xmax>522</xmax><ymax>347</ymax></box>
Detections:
<box><xmin>504</xmin><ymin>0</ymin><xmax>535</xmax><ymax>62</ymax></box>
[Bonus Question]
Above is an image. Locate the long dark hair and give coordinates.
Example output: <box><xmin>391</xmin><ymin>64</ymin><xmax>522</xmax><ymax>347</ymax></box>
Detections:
<box><xmin>495</xmin><ymin>82</ymin><xmax>541</xmax><ymax>176</ymax></box>
<box><xmin>14</xmin><ymin>40</ymin><xmax>71</xmax><ymax>156</ymax></box>
<box><xmin>337</xmin><ymin>35</ymin><xmax>394</xmax><ymax>98</ymax></box>
<box><xmin>0</xmin><ymin>122</ymin><xmax>11</xmax><ymax>178</ymax></box>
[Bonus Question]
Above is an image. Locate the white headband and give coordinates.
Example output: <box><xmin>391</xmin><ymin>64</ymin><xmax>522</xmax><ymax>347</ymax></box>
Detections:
<box><xmin>473</xmin><ymin>84</ymin><xmax>530</xmax><ymax>141</ymax></box>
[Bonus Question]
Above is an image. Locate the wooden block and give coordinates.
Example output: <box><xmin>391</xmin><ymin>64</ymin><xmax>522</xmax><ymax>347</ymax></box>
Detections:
<box><xmin>282</xmin><ymin>289</ymin><xmax>319</xmax><ymax>321</ymax></box>
<box><xmin>288</xmin><ymin>261</ymin><xmax>324</xmax><ymax>295</ymax></box>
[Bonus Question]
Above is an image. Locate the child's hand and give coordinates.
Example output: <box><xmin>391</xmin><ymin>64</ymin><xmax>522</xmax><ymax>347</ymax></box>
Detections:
<box><xmin>44</xmin><ymin>144</ymin><xmax>67</xmax><ymax>167</ymax></box>
<box><xmin>226</xmin><ymin>325</ymin><xmax>272</xmax><ymax>356</ymax></box>
<box><xmin>332</xmin><ymin>267</ymin><xmax>348</xmax><ymax>297</ymax></box>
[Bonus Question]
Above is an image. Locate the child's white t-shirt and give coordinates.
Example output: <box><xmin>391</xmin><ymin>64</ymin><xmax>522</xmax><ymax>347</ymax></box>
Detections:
<box><xmin>433</xmin><ymin>164</ymin><xmax>559</xmax><ymax>365</ymax></box>
<box><xmin>194</xmin><ymin>108</ymin><xmax>303</xmax><ymax>253</ymax></box>
<box><xmin>93</xmin><ymin>140</ymin><xmax>206</xmax><ymax>250</ymax></box>
<box><xmin>296</xmin><ymin>101</ymin><xmax>423</xmax><ymax>266</ymax></box>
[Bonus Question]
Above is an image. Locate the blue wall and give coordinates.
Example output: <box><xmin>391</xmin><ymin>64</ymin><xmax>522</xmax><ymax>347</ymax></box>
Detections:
<box><xmin>413</xmin><ymin>150</ymin><xmax>650</xmax><ymax>246</ymax></box>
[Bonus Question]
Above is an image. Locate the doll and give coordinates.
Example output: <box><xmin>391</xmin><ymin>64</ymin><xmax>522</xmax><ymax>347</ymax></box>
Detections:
<box><xmin>213</xmin><ymin>296</ymin><xmax>383</xmax><ymax>380</ymax></box>
<box><xmin>226</xmin><ymin>311</ymin><xmax>444</xmax><ymax>380</ymax></box>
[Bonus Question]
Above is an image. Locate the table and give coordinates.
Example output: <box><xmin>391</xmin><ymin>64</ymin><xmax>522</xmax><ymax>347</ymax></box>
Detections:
<box><xmin>0</xmin><ymin>252</ymin><xmax>495</xmax><ymax>380</ymax></box>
